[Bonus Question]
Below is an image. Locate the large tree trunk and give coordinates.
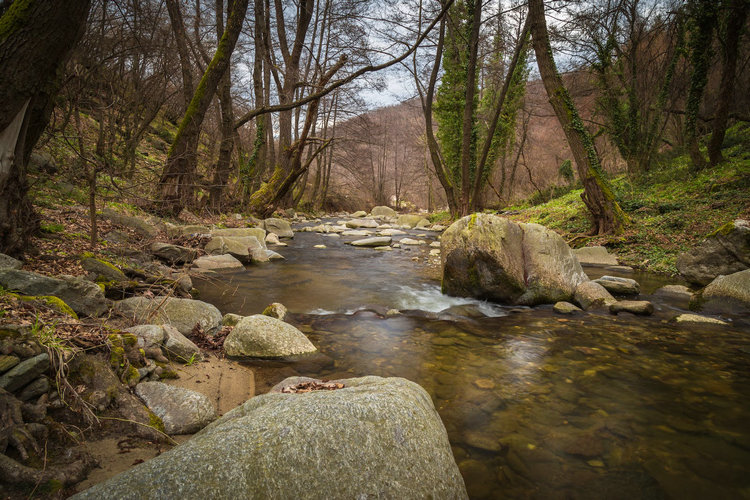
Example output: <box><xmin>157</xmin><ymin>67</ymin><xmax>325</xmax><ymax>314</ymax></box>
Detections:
<box><xmin>157</xmin><ymin>0</ymin><xmax>249</xmax><ymax>215</ymax></box>
<box><xmin>528</xmin><ymin>0</ymin><xmax>627</xmax><ymax>234</ymax></box>
<box><xmin>0</xmin><ymin>0</ymin><xmax>91</xmax><ymax>257</ymax></box>
<box><xmin>708</xmin><ymin>0</ymin><xmax>747</xmax><ymax>165</ymax></box>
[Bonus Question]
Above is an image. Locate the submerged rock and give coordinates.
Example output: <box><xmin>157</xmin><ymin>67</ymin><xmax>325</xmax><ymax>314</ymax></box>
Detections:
<box><xmin>673</xmin><ymin>314</ymin><xmax>728</xmax><ymax>326</ymax></box>
<box><xmin>74</xmin><ymin>376</ymin><xmax>467</xmax><ymax>499</ymax></box>
<box><xmin>441</xmin><ymin>214</ymin><xmax>587</xmax><ymax>306</ymax></box>
<box><xmin>135</xmin><ymin>382</ymin><xmax>216</xmax><ymax>434</ymax></box>
<box><xmin>594</xmin><ymin>275</ymin><xmax>640</xmax><ymax>295</ymax></box>
<box><xmin>115</xmin><ymin>296</ymin><xmax>222</xmax><ymax>336</ymax></box>
<box><xmin>224</xmin><ymin>315</ymin><xmax>316</xmax><ymax>358</ymax></box>
<box><xmin>574</xmin><ymin>246</ymin><xmax>619</xmax><ymax>266</ymax></box>
<box><xmin>676</xmin><ymin>219</ymin><xmax>750</xmax><ymax>285</ymax></box>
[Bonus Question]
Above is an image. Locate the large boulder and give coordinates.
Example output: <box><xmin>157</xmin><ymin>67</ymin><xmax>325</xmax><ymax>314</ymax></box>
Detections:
<box><xmin>694</xmin><ymin>269</ymin><xmax>750</xmax><ymax>314</ymax></box>
<box><xmin>371</xmin><ymin>205</ymin><xmax>397</xmax><ymax>217</ymax></box>
<box><xmin>73</xmin><ymin>376</ymin><xmax>467</xmax><ymax>499</ymax></box>
<box><xmin>101</xmin><ymin>207</ymin><xmax>160</xmax><ymax>238</ymax></box>
<box><xmin>262</xmin><ymin>218</ymin><xmax>294</xmax><ymax>239</ymax></box>
<box><xmin>204</xmin><ymin>236</ymin><xmax>263</xmax><ymax>263</ymax></box>
<box><xmin>162</xmin><ymin>325</ymin><xmax>202</xmax><ymax>363</ymax></box>
<box><xmin>115</xmin><ymin>296</ymin><xmax>222</xmax><ymax>336</ymax></box>
<box><xmin>441</xmin><ymin>214</ymin><xmax>587</xmax><ymax>306</ymax></box>
<box><xmin>573</xmin><ymin>246</ymin><xmax>618</xmax><ymax>266</ymax></box>
<box><xmin>0</xmin><ymin>253</ymin><xmax>22</xmax><ymax>270</ymax></box>
<box><xmin>0</xmin><ymin>270</ymin><xmax>108</xmax><ymax>316</ymax></box>
<box><xmin>676</xmin><ymin>219</ymin><xmax>750</xmax><ymax>285</ymax></box>
<box><xmin>397</xmin><ymin>214</ymin><xmax>427</xmax><ymax>228</ymax></box>
<box><xmin>223</xmin><ymin>315</ymin><xmax>316</xmax><ymax>358</ymax></box>
<box><xmin>135</xmin><ymin>382</ymin><xmax>216</xmax><ymax>434</ymax></box>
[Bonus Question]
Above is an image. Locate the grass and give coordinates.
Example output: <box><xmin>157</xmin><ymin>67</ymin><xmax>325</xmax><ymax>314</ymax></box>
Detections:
<box><xmin>499</xmin><ymin>123</ymin><xmax>750</xmax><ymax>274</ymax></box>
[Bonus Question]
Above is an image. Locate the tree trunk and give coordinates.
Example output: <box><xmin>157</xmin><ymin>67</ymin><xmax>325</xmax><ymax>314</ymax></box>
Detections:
<box><xmin>0</xmin><ymin>0</ymin><xmax>91</xmax><ymax>257</ymax></box>
<box><xmin>157</xmin><ymin>0</ymin><xmax>249</xmax><ymax>215</ymax></box>
<box><xmin>708</xmin><ymin>0</ymin><xmax>747</xmax><ymax>165</ymax></box>
<box><xmin>528</xmin><ymin>0</ymin><xmax>627</xmax><ymax>234</ymax></box>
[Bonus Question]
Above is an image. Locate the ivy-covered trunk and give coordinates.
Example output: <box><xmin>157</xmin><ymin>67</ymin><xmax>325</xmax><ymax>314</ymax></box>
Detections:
<box><xmin>0</xmin><ymin>0</ymin><xmax>91</xmax><ymax>257</ymax></box>
<box><xmin>528</xmin><ymin>0</ymin><xmax>627</xmax><ymax>235</ymax></box>
<box><xmin>157</xmin><ymin>0</ymin><xmax>248</xmax><ymax>215</ymax></box>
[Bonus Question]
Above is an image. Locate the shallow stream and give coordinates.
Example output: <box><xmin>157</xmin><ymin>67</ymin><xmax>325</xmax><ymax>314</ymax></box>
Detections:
<box><xmin>195</xmin><ymin>222</ymin><xmax>750</xmax><ymax>499</ymax></box>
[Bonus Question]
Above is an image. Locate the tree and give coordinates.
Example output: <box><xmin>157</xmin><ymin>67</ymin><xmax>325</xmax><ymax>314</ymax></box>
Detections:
<box><xmin>0</xmin><ymin>0</ymin><xmax>92</xmax><ymax>257</ymax></box>
<box><xmin>528</xmin><ymin>0</ymin><xmax>628</xmax><ymax>234</ymax></box>
<box><xmin>157</xmin><ymin>0</ymin><xmax>249</xmax><ymax>215</ymax></box>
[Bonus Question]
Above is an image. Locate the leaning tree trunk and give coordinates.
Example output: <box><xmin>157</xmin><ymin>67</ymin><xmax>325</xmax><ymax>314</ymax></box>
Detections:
<box><xmin>157</xmin><ymin>0</ymin><xmax>249</xmax><ymax>216</ymax></box>
<box><xmin>0</xmin><ymin>0</ymin><xmax>92</xmax><ymax>257</ymax></box>
<box><xmin>528</xmin><ymin>0</ymin><xmax>627</xmax><ymax>235</ymax></box>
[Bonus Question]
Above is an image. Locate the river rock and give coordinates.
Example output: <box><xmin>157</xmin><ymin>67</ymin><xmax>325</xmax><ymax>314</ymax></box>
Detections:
<box><xmin>554</xmin><ymin>301</ymin><xmax>582</xmax><ymax>314</ymax></box>
<box><xmin>654</xmin><ymin>285</ymin><xmax>693</xmax><ymax>301</ymax></box>
<box><xmin>346</xmin><ymin>218</ymin><xmax>379</xmax><ymax>229</ymax></box>
<box><xmin>0</xmin><ymin>353</ymin><xmax>49</xmax><ymax>392</ymax></box>
<box><xmin>80</xmin><ymin>256</ymin><xmax>128</xmax><ymax>282</ymax></box>
<box><xmin>380</xmin><ymin>228</ymin><xmax>406</xmax><ymax>236</ymax></box>
<box><xmin>0</xmin><ymin>270</ymin><xmax>108</xmax><ymax>316</ymax></box>
<box><xmin>205</xmin><ymin>236</ymin><xmax>263</xmax><ymax>263</ymax></box>
<box><xmin>212</xmin><ymin>227</ymin><xmax>267</xmax><ymax>248</ymax></box>
<box><xmin>192</xmin><ymin>254</ymin><xmax>244</xmax><ymax>270</ymax></box>
<box><xmin>224</xmin><ymin>315</ymin><xmax>316</xmax><ymax>358</ymax></box>
<box><xmin>350</xmin><ymin>236</ymin><xmax>392</xmax><ymax>247</ymax></box>
<box><xmin>18</xmin><ymin>376</ymin><xmax>50</xmax><ymax>401</ymax></box>
<box><xmin>441</xmin><ymin>214</ymin><xmax>587</xmax><ymax>306</ymax></box>
<box><xmin>676</xmin><ymin>219</ymin><xmax>750</xmax><ymax>285</ymax></box>
<box><xmin>124</xmin><ymin>325</ymin><xmax>165</xmax><ymax>349</ymax></box>
<box><xmin>371</xmin><ymin>206</ymin><xmax>397</xmax><ymax>217</ymax></box>
<box><xmin>673</xmin><ymin>314</ymin><xmax>728</xmax><ymax>326</ymax></box>
<box><xmin>397</xmin><ymin>214</ymin><xmax>426</xmax><ymax>228</ymax></box>
<box><xmin>351</xmin><ymin>210</ymin><xmax>367</xmax><ymax>217</ymax></box>
<box><xmin>222</xmin><ymin>313</ymin><xmax>244</xmax><ymax>326</ymax></box>
<box><xmin>74</xmin><ymin>376</ymin><xmax>467</xmax><ymax>499</ymax></box>
<box><xmin>342</xmin><ymin>229</ymin><xmax>371</xmax><ymax>237</ymax></box>
<box><xmin>265</xmin><ymin>232</ymin><xmax>282</xmax><ymax>245</ymax></box>
<box><xmin>263</xmin><ymin>218</ymin><xmax>294</xmax><ymax>239</ymax></box>
<box><xmin>609</xmin><ymin>300</ymin><xmax>654</xmax><ymax>316</ymax></box>
<box><xmin>0</xmin><ymin>253</ymin><xmax>22</xmax><ymax>270</ymax></box>
<box><xmin>696</xmin><ymin>269</ymin><xmax>750</xmax><ymax>314</ymax></box>
<box><xmin>0</xmin><ymin>355</ymin><xmax>20</xmax><ymax>374</ymax></box>
<box><xmin>101</xmin><ymin>207</ymin><xmax>160</xmax><ymax>238</ymax></box>
<box><xmin>135</xmin><ymin>382</ymin><xmax>216</xmax><ymax>434</ymax></box>
<box><xmin>115</xmin><ymin>296</ymin><xmax>222</xmax><ymax>336</ymax></box>
<box><xmin>574</xmin><ymin>246</ymin><xmax>618</xmax><ymax>266</ymax></box>
<box><xmin>262</xmin><ymin>302</ymin><xmax>287</xmax><ymax>320</ymax></box>
<box><xmin>594</xmin><ymin>275</ymin><xmax>640</xmax><ymax>295</ymax></box>
<box><xmin>162</xmin><ymin>325</ymin><xmax>202</xmax><ymax>363</ymax></box>
<box><xmin>574</xmin><ymin>281</ymin><xmax>617</xmax><ymax>310</ymax></box>
<box><xmin>400</xmin><ymin>238</ymin><xmax>422</xmax><ymax>245</ymax></box>
<box><xmin>150</xmin><ymin>242</ymin><xmax>197</xmax><ymax>264</ymax></box>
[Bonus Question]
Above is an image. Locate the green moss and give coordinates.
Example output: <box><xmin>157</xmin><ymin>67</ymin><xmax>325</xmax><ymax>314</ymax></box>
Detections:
<box><xmin>110</xmin><ymin>346</ymin><xmax>125</xmax><ymax>369</ymax></box>
<box><xmin>708</xmin><ymin>221</ymin><xmax>735</xmax><ymax>238</ymax></box>
<box><xmin>39</xmin><ymin>479</ymin><xmax>64</xmax><ymax>495</ymax></box>
<box><xmin>18</xmin><ymin>295</ymin><xmax>77</xmax><ymax>319</ymax></box>
<box><xmin>123</xmin><ymin>365</ymin><xmax>140</xmax><ymax>386</ymax></box>
<box><xmin>121</xmin><ymin>333</ymin><xmax>138</xmax><ymax>347</ymax></box>
<box><xmin>468</xmin><ymin>213</ymin><xmax>478</xmax><ymax>230</ymax></box>
<box><xmin>0</xmin><ymin>0</ymin><xmax>34</xmax><ymax>43</ymax></box>
<box><xmin>148</xmin><ymin>410</ymin><xmax>166</xmax><ymax>434</ymax></box>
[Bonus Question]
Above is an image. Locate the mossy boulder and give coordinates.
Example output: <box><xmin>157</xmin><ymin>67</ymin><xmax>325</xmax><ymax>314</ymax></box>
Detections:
<box><xmin>211</xmin><ymin>227</ymin><xmax>267</xmax><ymax>248</ymax></box>
<box><xmin>135</xmin><ymin>382</ymin><xmax>216</xmax><ymax>434</ymax></box>
<box><xmin>676</xmin><ymin>219</ymin><xmax>750</xmax><ymax>286</ymax></box>
<box><xmin>397</xmin><ymin>214</ymin><xmax>427</xmax><ymax>228</ymax></box>
<box><xmin>441</xmin><ymin>214</ymin><xmax>587</xmax><ymax>306</ymax></box>
<box><xmin>204</xmin><ymin>236</ymin><xmax>263</xmax><ymax>263</ymax></box>
<box><xmin>18</xmin><ymin>295</ymin><xmax>78</xmax><ymax>318</ymax></box>
<box><xmin>0</xmin><ymin>269</ymin><xmax>109</xmax><ymax>316</ymax></box>
<box><xmin>370</xmin><ymin>206</ymin><xmax>397</xmax><ymax>217</ymax></box>
<box><xmin>73</xmin><ymin>376</ymin><xmax>467</xmax><ymax>499</ymax></box>
<box><xmin>80</xmin><ymin>256</ymin><xmax>127</xmax><ymax>283</ymax></box>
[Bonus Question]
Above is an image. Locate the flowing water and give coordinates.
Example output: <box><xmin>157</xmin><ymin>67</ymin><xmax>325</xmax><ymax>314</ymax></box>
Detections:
<box><xmin>195</xmin><ymin>223</ymin><xmax>750</xmax><ymax>499</ymax></box>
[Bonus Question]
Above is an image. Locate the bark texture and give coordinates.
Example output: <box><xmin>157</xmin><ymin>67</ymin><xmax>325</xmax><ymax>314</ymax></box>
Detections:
<box><xmin>0</xmin><ymin>0</ymin><xmax>92</xmax><ymax>257</ymax></box>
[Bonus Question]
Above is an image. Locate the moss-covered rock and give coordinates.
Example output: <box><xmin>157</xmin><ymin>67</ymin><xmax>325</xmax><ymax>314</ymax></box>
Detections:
<box><xmin>676</xmin><ymin>219</ymin><xmax>750</xmax><ymax>285</ymax></box>
<box><xmin>18</xmin><ymin>295</ymin><xmax>78</xmax><ymax>318</ymax></box>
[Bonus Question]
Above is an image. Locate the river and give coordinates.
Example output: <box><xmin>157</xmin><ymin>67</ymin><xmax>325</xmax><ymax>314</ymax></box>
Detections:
<box><xmin>195</xmin><ymin>221</ymin><xmax>750</xmax><ymax>499</ymax></box>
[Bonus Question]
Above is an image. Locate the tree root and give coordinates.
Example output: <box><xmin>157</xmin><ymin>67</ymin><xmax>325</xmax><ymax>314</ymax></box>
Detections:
<box><xmin>0</xmin><ymin>451</ymin><xmax>98</xmax><ymax>486</ymax></box>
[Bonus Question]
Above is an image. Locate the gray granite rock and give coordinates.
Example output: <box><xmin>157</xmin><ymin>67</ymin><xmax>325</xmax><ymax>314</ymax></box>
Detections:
<box><xmin>150</xmin><ymin>242</ymin><xmax>198</xmax><ymax>264</ymax></box>
<box><xmin>574</xmin><ymin>281</ymin><xmax>617</xmax><ymax>310</ymax></box>
<box><xmin>192</xmin><ymin>254</ymin><xmax>244</xmax><ymax>270</ymax></box>
<box><xmin>610</xmin><ymin>300</ymin><xmax>654</xmax><ymax>316</ymax></box>
<box><xmin>676</xmin><ymin>219</ymin><xmax>750</xmax><ymax>285</ymax></box>
<box><xmin>349</xmin><ymin>236</ymin><xmax>392</xmax><ymax>247</ymax></box>
<box><xmin>124</xmin><ymin>325</ymin><xmax>165</xmax><ymax>349</ymax></box>
<box><xmin>73</xmin><ymin>376</ymin><xmax>467</xmax><ymax>499</ymax></box>
<box><xmin>224</xmin><ymin>315</ymin><xmax>316</xmax><ymax>358</ymax></box>
<box><xmin>0</xmin><ymin>253</ymin><xmax>23</xmax><ymax>270</ymax></box>
<box><xmin>696</xmin><ymin>269</ymin><xmax>750</xmax><ymax>314</ymax></box>
<box><xmin>0</xmin><ymin>353</ymin><xmax>49</xmax><ymax>392</ymax></box>
<box><xmin>80</xmin><ymin>257</ymin><xmax>127</xmax><ymax>282</ymax></box>
<box><xmin>0</xmin><ymin>270</ymin><xmax>108</xmax><ymax>316</ymax></box>
<box><xmin>263</xmin><ymin>218</ymin><xmax>294</xmax><ymax>238</ymax></box>
<box><xmin>161</xmin><ymin>325</ymin><xmax>202</xmax><ymax>363</ymax></box>
<box><xmin>573</xmin><ymin>246</ymin><xmax>618</xmax><ymax>266</ymax></box>
<box><xmin>593</xmin><ymin>275</ymin><xmax>640</xmax><ymax>295</ymax></box>
<box><xmin>115</xmin><ymin>296</ymin><xmax>221</xmax><ymax>336</ymax></box>
<box><xmin>553</xmin><ymin>301</ymin><xmax>582</xmax><ymax>314</ymax></box>
<box><xmin>135</xmin><ymin>382</ymin><xmax>216</xmax><ymax>434</ymax></box>
<box><xmin>370</xmin><ymin>206</ymin><xmax>397</xmax><ymax>217</ymax></box>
